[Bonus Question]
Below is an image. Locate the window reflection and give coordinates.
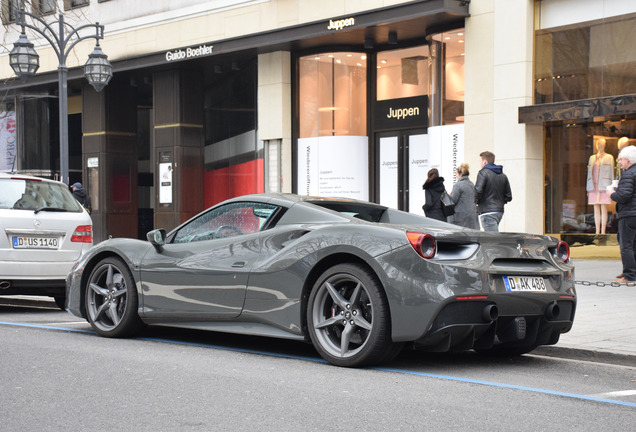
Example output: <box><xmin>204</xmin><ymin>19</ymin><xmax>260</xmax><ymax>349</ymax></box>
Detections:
<box><xmin>535</xmin><ymin>13</ymin><xmax>636</xmax><ymax>103</ymax></box>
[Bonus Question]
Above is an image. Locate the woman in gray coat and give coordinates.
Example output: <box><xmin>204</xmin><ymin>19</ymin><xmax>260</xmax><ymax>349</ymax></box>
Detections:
<box><xmin>449</xmin><ymin>163</ymin><xmax>479</xmax><ymax>229</ymax></box>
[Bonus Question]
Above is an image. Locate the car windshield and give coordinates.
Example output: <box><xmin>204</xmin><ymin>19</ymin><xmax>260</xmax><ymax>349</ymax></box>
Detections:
<box><xmin>0</xmin><ymin>178</ymin><xmax>83</xmax><ymax>212</ymax></box>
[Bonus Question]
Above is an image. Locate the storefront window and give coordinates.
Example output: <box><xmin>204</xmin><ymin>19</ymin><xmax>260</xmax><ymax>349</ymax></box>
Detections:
<box><xmin>297</xmin><ymin>52</ymin><xmax>368</xmax><ymax>200</ymax></box>
<box><xmin>203</xmin><ymin>60</ymin><xmax>263</xmax><ymax>207</ymax></box>
<box><xmin>536</xmin><ymin>1</ymin><xmax>636</xmax><ymax>241</ymax></box>
<box><xmin>429</xmin><ymin>30</ymin><xmax>465</xmax><ymax>125</ymax></box>
<box><xmin>371</xmin><ymin>37</ymin><xmax>463</xmax><ymax>212</ymax></box>
<box><xmin>545</xmin><ymin>116</ymin><xmax>636</xmax><ymax>235</ymax></box>
<box><xmin>376</xmin><ymin>46</ymin><xmax>429</xmax><ymax>101</ymax></box>
<box><xmin>18</xmin><ymin>96</ymin><xmax>57</xmax><ymax>177</ymax></box>
<box><xmin>0</xmin><ymin>101</ymin><xmax>17</xmax><ymax>172</ymax></box>
<box><xmin>535</xmin><ymin>7</ymin><xmax>636</xmax><ymax>103</ymax></box>
<box><xmin>299</xmin><ymin>52</ymin><xmax>366</xmax><ymax>138</ymax></box>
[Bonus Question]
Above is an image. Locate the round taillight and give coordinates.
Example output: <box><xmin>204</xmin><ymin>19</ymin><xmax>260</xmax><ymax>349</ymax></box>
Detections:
<box><xmin>555</xmin><ymin>240</ymin><xmax>570</xmax><ymax>263</ymax></box>
<box><xmin>406</xmin><ymin>232</ymin><xmax>436</xmax><ymax>259</ymax></box>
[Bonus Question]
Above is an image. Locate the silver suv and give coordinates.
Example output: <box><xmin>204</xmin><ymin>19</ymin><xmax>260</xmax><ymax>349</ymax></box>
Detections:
<box><xmin>0</xmin><ymin>173</ymin><xmax>93</xmax><ymax>309</ymax></box>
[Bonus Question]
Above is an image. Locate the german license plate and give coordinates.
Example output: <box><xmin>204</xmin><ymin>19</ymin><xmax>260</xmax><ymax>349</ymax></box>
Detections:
<box><xmin>12</xmin><ymin>236</ymin><xmax>59</xmax><ymax>249</ymax></box>
<box><xmin>503</xmin><ymin>276</ymin><xmax>547</xmax><ymax>292</ymax></box>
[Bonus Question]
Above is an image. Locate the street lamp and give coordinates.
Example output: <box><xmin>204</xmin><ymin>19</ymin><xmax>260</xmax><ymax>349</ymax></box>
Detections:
<box><xmin>84</xmin><ymin>44</ymin><xmax>112</xmax><ymax>92</ymax></box>
<box><xmin>9</xmin><ymin>32</ymin><xmax>39</xmax><ymax>77</ymax></box>
<box><xmin>9</xmin><ymin>9</ymin><xmax>112</xmax><ymax>185</ymax></box>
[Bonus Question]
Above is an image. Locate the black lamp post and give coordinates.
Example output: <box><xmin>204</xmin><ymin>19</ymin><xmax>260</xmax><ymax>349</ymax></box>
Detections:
<box><xmin>9</xmin><ymin>9</ymin><xmax>112</xmax><ymax>185</ymax></box>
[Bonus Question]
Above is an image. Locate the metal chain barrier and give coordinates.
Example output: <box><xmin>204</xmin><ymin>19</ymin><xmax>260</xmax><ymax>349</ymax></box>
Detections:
<box><xmin>575</xmin><ymin>280</ymin><xmax>636</xmax><ymax>287</ymax></box>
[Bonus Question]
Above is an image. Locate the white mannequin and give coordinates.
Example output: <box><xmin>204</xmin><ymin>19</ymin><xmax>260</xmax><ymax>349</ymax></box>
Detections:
<box><xmin>587</xmin><ymin>139</ymin><xmax>614</xmax><ymax>234</ymax></box>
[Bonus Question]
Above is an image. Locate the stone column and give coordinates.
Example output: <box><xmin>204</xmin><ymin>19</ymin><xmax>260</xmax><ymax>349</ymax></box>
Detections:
<box><xmin>465</xmin><ymin>0</ymin><xmax>543</xmax><ymax>234</ymax></box>
<box><xmin>152</xmin><ymin>69</ymin><xmax>204</xmax><ymax>232</ymax></box>
<box><xmin>258</xmin><ymin>51</ymin><xmax>292</xmax><ymax>193</ymax></box>
<box><xmin>82</xmin><ymin>80</ymin><xmax>138</xmax><ymax>242</ymax></box>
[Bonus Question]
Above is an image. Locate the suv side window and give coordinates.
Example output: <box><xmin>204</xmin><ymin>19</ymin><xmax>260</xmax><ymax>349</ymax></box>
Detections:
<box><xmin>171</xmin><ymin>202</ymin><xmax>278</xmax><ymax>244</ymax></box>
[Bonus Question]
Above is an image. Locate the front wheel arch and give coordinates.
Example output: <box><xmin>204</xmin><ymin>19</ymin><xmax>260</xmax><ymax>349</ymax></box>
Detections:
<box><xmin>84</xmin><ymin>256</ymin><xmax>143</xmax><ymax>338</ymax></box>
<box><xmin>78</xmin><ymin>251</ymin><xmax>136</xmax><ymax>318</ymax></box>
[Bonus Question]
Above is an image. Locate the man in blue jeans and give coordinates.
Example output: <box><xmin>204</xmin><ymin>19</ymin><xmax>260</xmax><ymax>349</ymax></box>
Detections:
<box><xmin>474</xmin><ymin>151</ymin><xmax>512</xmax><ymax>232</ymax></box>
<box><xmin>610</xmin><ymin>145</ymin><xmax>636</xmax><ymax>283</ymax></box>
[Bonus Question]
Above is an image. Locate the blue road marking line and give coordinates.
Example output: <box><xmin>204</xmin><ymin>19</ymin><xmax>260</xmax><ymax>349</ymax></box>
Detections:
<box><xmin>2</xmin><ymin>320</ymin><xmax>635</xmax><ymax>408</ymax></box>
<box><xmin>0</xmin><ymin>321</ymin><xmax>94</xmax><ymax>334</ymax></box>
<box><xmin>374</xmin><ymin>366</ymin><xmax>636</xmax><ymax>408</ymax></box>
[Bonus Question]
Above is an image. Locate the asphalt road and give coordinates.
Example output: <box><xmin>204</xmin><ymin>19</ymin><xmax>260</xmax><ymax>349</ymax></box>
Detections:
<box><xmin>1</xmin><ymin>298</ymin><xmax>635</xmax><ymax>431</ymax></box>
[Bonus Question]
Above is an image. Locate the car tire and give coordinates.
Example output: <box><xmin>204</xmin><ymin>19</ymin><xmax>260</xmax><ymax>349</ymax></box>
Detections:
<box><xmin>307</xmin><ymin>263</ymin><xmax>398</xmax><ymax>367</ymax></box>
<box><xmin>85</xmin><ymin>257</ymin><xmax>143</xmax><ymax>338</ymax></box>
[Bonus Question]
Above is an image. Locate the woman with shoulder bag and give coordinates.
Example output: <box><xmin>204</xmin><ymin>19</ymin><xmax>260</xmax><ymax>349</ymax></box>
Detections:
<box><xmin>422</xmin><ymin>168</ymin><xmax>447</xmax><ymax>222</ymax></box>
<box><xmin>449</xmin><ymin>163</ymin><xmax>479</xmax><ymax>229</ymax></box>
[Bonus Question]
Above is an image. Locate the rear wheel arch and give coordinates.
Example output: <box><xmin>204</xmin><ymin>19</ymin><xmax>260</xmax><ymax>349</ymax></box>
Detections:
<box><xmin>305</xmin><ymin>260</ymin><xmax>401</xmax><ymax>366</ymax></box>
<box><xmin>300</xmin><ymin>253</ymin><xmax>389</xmax><ymax>336</ymax></box>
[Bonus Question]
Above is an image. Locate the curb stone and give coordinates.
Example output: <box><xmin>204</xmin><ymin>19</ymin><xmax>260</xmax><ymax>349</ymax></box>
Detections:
<box><xmin>533</xmin><ymin>346</ymin><xmax>636</xmax><ymax>368</ymax></box>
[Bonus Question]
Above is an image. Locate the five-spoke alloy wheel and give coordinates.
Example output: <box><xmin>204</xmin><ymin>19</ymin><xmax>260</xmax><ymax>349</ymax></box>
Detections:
<box><xmin>307</xmin><ymin>263</ymin><xmax>398</xmax><ymax>367</ymax></box>
<box><xmin>85</xmin><ymin>257</ymin><xmax>142</xmax><ymax>337</ymax></box>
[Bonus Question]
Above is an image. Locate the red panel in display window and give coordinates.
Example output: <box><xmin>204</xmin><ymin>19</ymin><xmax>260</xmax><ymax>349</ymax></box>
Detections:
<box><xmin>204</xmin><ymin>158</ymin><xmax>264</xmax><ymax>207</ymax></box>
<box><xmin>112</xmin><ymin>174</ymin><xmax>130</xmax><ymax>202</ymax></box>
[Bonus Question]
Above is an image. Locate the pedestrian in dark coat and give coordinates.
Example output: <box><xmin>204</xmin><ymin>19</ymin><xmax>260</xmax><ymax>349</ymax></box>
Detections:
<box><xmin>422</xmin><ymin>168</ymin><xmax>447</xmax><ymax>222</ymax></box>
<box><xmin>71</xmin><ymin>182</ymin><xmax>91</xmax><ymax>213</ymax></box>
<box><xmin>449</xmin><ymin>163</ymin><xmax>479</xmax><ymax>229</ymax></box>
<box><xmin>609</xmin><ymin>145</ymin><xmax>636</xmax><ymax>283</ymax></box>
<box><xmin>474</xmin><ymin>151</ymin><xmax>512</xmax><ymax>231</ymax></box>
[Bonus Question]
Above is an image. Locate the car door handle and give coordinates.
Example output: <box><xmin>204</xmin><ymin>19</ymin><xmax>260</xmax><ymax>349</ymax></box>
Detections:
<box><xmin>232</xmin><ymin>261</ymin><xmax>246</xmax><ymax>268</ymax></box>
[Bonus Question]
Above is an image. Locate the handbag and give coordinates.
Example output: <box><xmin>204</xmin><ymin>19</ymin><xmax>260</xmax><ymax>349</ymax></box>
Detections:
<box><xmin>440</xmin><ymin>191</ymin><xmax>455</xmax><ymax>217</ymax></box>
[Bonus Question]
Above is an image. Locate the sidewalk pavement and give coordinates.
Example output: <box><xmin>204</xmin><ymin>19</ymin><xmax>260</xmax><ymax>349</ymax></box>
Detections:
<box><xmin>534</xmin><ymin>259</ymin><xmax>636</xmax><ymax>367</ymax></box>
<box><xmin>2</xmin><ymin>259</ymin><xmax>634</xmax><ymax>366</ymax></box>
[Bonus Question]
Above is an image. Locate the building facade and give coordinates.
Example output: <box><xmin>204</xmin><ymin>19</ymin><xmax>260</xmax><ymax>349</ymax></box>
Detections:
<box><xmin>522</xmin><ymin>0</ymin><xmax>636</xmax><ymax>249</ymax></box>
<box><xmin>0</xmin><ymin>0</ymin><xmax>633</xmax><ymax>255</ymax></box>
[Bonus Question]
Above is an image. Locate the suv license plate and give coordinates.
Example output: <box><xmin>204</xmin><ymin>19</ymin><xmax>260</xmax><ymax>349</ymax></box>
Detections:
<box><xmin>12</xmin><ymin>236</ymin><xmax>59</xmax><ymax>249</ymax></box>
<box><xmin>503</xmin><ymin>276</ymin><xmax>547</xmax><ymax>292</ymax></box>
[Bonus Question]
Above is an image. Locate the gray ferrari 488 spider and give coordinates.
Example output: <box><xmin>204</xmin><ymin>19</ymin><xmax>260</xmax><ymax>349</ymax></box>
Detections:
<box><xmin>66</xmin><ymin>193</ymin><xmax>575</xmax><ymax>367</ymax></box>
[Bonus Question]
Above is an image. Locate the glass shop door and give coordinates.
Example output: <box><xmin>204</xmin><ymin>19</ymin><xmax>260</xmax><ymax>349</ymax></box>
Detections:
<box><xmin>376</xmin><ymin>129</ymin><xmax>428</xmax><ymax>213</ymax></box>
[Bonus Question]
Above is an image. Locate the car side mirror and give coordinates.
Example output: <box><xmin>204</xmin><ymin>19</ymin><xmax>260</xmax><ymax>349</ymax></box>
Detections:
<box><xmin>147</xmin><ymin>229</ymin><xmax>166</xmax><ymax>251</ymax></box>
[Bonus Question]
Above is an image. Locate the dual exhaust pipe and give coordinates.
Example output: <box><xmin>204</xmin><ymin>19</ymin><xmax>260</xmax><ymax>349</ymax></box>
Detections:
<box><xmin>482</xmin><ymin>304</ymin><xmax>498</xmax><ymax>322</ymax></box>
<box><xmin>545</xmin><ymin>303</ymin><xmax>561</xmax><ymax>320</ymax></box>
<box><xmin>480</xmin><ymin>302</ymin><xmax>560</xmax><ymax>322</ymax></box>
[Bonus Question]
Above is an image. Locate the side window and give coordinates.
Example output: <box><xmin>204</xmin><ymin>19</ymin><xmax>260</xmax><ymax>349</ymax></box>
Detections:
<box><xmin>34</xmin><ymin>0</ymin><xmax>56</xmax><ymax>15</ymax></box>
<box><xmin>64</xmin><ymin>0</ymin><xmax>88</xmax><ymax>10</ymax></box>
<box><xmin>2</xmin><ymin>0</ymin><xmax>25</xmax><ymax>23</ymax></box>
<box><xmin>172</xmin><ymin>202</ymin><xmax>278</xmax><ymax>244</ymax></box>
